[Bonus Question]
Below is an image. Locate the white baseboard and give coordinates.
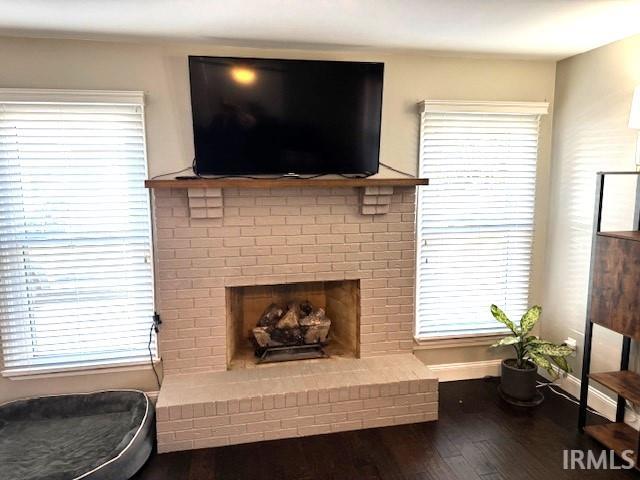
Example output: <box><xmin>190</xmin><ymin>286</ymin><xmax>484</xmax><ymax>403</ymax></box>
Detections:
<box><xmin>428</xmin><ymin>359</ymin><xmax>502</xmax><ymax>382</ymax></box>
<box><xmin>539</xmin><ymin>369</ymin><xmax>640</xmax><ymax>429</ymax></box>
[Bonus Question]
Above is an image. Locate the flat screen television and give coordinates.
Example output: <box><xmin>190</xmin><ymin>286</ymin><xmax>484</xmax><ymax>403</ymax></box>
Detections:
<box><xmin>188</xmin><ymin>56</ymin><xmax>384</xmax><ymax>176</ymax></box>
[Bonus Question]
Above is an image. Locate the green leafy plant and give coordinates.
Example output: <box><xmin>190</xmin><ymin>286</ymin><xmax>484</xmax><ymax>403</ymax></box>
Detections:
<box><xmin>490</xmin><ymin>304</ymin><xmax>573</xmax><ymax>377</ymax></box>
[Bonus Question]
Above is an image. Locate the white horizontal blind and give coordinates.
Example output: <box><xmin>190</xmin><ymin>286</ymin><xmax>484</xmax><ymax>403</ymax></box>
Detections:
<box><xmin>416</xmin><ymin>102</ymin><xmax>546</xmax><ymax>338</ymax></box>
<box><xmin>0</xmin><ymin>91</ymin><xmax>156</xmax><ymax>374</ymax></box>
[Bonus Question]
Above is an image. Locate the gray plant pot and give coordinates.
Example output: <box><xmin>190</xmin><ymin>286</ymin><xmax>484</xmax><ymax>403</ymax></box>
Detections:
<box><xmin>500</xmin><ymin>358</ymin><xmax>538</xmax><ymax>402</ymax></box>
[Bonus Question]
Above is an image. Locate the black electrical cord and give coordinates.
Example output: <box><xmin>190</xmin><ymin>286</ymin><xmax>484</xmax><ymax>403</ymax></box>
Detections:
<box><xmin>194</xmin><ymin>172</ymin><xmax>330</xmax><ymax>180</ymax></box>
<box><xmin>153</xmin><ymin>157</ymin><xmax>378</xmax><ymax>181</ymax></box>
<box><xmin>379</xmin><ymin>161</ymin><xmax>416</xmax><ymax>178</ymax></box>
<box><xmin>148</xmin><ymin>321</ymin><xmax>161</xmax><ymax>389</ymax></box>
<box><xmin>191</xmin><ymin>157</ymin><xmax>375</xmax><ymax>180</ymax></box>
<box><xmin>150</xmin><ymin>165</ymin><xmax>193</xmax><ymax>180</ymax></box>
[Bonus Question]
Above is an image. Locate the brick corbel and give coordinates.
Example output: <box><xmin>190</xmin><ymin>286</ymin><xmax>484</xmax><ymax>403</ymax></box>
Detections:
<box><xmin>360</xmin><ymin>186</ymin><xmax>393</xmax><ymax>215</ymax></box>
<box><xmin>187</xmin><ymin>187</ymin><xmax>223</xmax><ymax>218</ymax></box>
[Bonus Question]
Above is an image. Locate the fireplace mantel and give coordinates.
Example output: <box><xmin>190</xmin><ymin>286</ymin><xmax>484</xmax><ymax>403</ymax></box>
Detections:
<box><xmin>146</xmin><ymin>177</ymin><xmax>428</xmax><ymax>218</ymax></box>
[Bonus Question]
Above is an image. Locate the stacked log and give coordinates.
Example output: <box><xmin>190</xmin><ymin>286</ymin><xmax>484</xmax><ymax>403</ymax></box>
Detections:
<box><xmin>252</xmin><ymin>301</ymin><xmax>331</xmax><ymax>351</ymax></box>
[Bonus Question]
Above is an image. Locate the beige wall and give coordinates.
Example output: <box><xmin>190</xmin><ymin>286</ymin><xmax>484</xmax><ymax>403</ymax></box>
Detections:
<box><xmin>543</xmin><ymin>34</ymin><xmax>640</xmax><ymax>393</ymax></box>
<box><xmin>0</xmin><ymin>35</ymin><xmax>556</xmax><ymax>403</ymax></box>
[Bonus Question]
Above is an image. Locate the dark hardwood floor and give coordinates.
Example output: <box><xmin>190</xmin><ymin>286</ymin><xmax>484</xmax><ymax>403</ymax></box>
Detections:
<box><xmin>133</xmin><ymin>377</ymin><xmax>640</xmax><ymax>479</ymax></box>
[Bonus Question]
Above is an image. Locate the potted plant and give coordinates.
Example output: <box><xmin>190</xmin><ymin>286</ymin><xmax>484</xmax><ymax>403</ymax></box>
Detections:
<box><xmin>490</xmin><ymin>304</ymin><xmax>573</xmax><ymax>405</ymax></box>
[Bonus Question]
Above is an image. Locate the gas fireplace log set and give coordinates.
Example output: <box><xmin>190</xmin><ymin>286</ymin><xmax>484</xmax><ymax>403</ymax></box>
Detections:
<box><xmin>252</xmin><ymin>301</ymin><xmax>332</xmax><ymax>362</ymax></box>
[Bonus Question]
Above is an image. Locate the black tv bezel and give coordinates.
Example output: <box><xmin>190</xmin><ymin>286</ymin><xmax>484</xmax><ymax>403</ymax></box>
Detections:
<box><xmin>188</xmin><ymin>55</ymin><xmax>384</xmax><ymax>177</ymax></box>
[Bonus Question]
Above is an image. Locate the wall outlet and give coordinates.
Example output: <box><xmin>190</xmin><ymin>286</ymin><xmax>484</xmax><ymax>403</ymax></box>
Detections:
<box><xmin>564</xmin><ymin>337</ymin><xmax>578</xmax><ymax>357</ymax></box>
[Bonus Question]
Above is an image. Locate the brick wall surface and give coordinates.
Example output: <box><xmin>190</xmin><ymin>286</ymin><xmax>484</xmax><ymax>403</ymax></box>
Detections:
<box><xmin>153</xmin><ymin>186</ymin><xmax>417</xmax><ymax>375</ymax></box>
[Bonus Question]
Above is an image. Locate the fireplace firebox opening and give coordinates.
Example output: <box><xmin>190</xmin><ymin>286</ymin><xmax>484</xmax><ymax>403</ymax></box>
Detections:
<box><xmin>226</xmin><ymin>280</ymin><xmax>360</xmax><ymax>369</ymax></box>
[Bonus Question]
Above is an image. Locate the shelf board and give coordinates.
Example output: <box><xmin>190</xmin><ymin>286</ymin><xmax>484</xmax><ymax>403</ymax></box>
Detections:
<box><xmin>145</xmin><ymin>177</ymin><xmax>429</xmax><ymax>189</ymax></box>
<box><xmin>584</xmin><ymin>423</ymin><xmax>638</xmax><ymax>464</ymax></box>
<box><xmin>590</xmin><ymin>371</ymin><xmax>640</xmax><ymax>405</ymax></box>
<box><xmin>597</xmin><ymin>231</ymin><xmax>640</xmax><ymax>242</ymax></box>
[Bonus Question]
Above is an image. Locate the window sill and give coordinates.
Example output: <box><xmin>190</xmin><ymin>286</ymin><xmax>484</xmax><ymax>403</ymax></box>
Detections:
<box><xmin>2</xmin><ymin>358</ymin><xmax>161</xmax><ymax>380</ymax></box>
<box><xmin>413</xmin><ymin>333</ymin><xmax>506</xmax><ymax>350</ymax></box>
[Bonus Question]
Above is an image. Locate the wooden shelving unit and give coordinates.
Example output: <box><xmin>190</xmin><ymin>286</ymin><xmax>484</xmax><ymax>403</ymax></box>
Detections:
<box><xmin>589</xmin><ymin>371</ymin><xmax>640</xmax><ymax>405</ymax></box>
<box><xmin>597</xmin><ymin>230</ymin><xmax>640</xmax><ymax>242</ymax></box>
<box><xmin>584</xmin><ymin>423</ymin><xmax>639</xmax><ymax>463</ymax></box>
<box><xmin>579</xmin><ymin>172</ymin><xmax>640</xmax><ymax>468</ymax></box>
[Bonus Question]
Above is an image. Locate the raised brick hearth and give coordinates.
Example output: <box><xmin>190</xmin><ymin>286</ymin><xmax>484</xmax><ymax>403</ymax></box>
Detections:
<box><xmin>150</xmin><ymin>184</ymin><xmax>438</xmax><ymax>452</ymax></box>
<box><xmin>156</xmin><ymin>354</ymin><xmax>437</xmax><ymax>453</ymax></box>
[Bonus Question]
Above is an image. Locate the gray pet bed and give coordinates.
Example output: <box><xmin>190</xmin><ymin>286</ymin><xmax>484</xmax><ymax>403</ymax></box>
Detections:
<box><xmin>0</xmin><ymin>390</ymin><xmax>154</xmax><ymax>480</ymax></box>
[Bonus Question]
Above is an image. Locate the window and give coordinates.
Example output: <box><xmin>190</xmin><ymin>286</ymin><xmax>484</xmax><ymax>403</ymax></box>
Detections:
<box><xmin>416</xmin><ymin>101</ymin><xmax>548</xmax><ymax>339</ymax></box>
<box><xmin>0</xmin><ymin>89</ymin><xmax>155</xmax><ymax>375</ymax></box>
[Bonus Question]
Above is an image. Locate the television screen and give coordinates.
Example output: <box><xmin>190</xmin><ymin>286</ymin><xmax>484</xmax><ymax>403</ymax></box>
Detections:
<box><xmin>188</xmin><ymin>56</ymin><xmax>384</xmax><ymax>175</ymax></box>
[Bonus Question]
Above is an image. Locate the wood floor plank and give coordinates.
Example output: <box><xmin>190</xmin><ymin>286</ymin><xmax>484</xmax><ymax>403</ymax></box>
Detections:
<box><xmin>473</xmin><ymin>440</ymin><xmax>536</xmax><ymax>480</ymax></box>
<box><xmin>480</xmin><ymin>473</ymin><xmax>506</xmax><ymax>480</ymax></box>
<box><xmin>443</xmin><ymin>455</ymin><xmax>483</xmax><ymax>480</ymax></box>
<box><xmin>187</xmin><ymin>449</ymin><xmax>217</xmax><ymax>480</ymax></box>
<box><xmin>458</xmin><ymin>441</ymin><xmax>498</xmax><ymax>476</ymax></box>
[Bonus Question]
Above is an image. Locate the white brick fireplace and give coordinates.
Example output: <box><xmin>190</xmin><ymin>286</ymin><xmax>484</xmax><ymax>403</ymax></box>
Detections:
<box><xmin>148</xmin><ymin>181</ymin><xmax>438</xmax><ymax>453</ymax></box>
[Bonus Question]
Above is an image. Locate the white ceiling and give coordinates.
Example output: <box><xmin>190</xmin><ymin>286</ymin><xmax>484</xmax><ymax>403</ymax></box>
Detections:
<box><xmin>2</xmin><ymin>0</ymin><xmax>640</xmax><ymax>59</ymax></box>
